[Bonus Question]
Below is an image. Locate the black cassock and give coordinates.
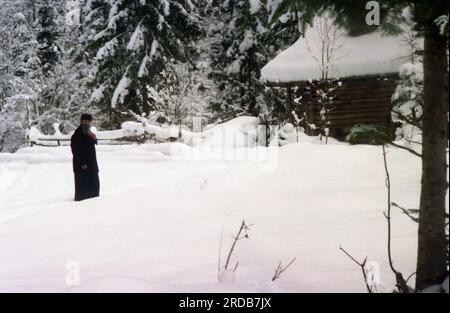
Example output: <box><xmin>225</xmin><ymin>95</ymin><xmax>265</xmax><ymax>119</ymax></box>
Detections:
<box><xmin>70</xmin><ymin>126</ymin><xmax>100</xmax><ymax>201</ymax></box>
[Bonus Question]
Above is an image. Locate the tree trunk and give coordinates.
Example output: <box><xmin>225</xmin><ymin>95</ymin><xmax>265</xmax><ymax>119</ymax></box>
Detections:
<box><xmin>416</xmin><ymin>23</ymin><xmax>449</xmax><ymax>290</ymax></box>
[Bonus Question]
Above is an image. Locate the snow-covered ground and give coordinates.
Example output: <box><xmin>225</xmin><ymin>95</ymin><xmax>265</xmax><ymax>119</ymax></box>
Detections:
<box><xmin>0</xmin><ymin>122</ymin><xmax>422</xmax><ymax>293</ymax></box>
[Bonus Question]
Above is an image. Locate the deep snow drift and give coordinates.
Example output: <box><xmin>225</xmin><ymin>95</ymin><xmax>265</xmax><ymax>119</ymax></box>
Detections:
<box><xmin>0</xmin><ymin>127</ymin><xmax>423</xmax><ymax>292</ymax></box>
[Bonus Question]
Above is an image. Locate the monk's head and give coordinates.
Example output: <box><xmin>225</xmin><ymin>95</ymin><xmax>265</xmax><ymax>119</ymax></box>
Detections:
<box><xmin>80</xmin><ymin>113</ymin><xmax>93</xmax><ymax>127</ymax></box>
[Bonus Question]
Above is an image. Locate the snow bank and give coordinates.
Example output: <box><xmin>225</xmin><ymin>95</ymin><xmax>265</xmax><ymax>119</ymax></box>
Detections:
<box><xmin>261</xmin><ymin>16</ymin><xmax>423</xmax><ymax>82</ymax></box>
<box><xmin>201</xmin><ymin>116</ymin><xmax>261</xmax><ymax>149</ymax></box>
<box><xmin>123</xmin><ymin>116</ymin><xmax>262</xmax><ymax>149</ymax></box>
<box><xmin>278</xmin><ymin>123</ymin><xmax>298</xmax><ymax>146</ymax></box>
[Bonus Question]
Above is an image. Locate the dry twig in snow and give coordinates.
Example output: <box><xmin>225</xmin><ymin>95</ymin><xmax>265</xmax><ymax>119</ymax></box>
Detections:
<box><xmin>272</xmin><ymin>258</ymin><xmax>297</xmax><ymax>281</ymax></box>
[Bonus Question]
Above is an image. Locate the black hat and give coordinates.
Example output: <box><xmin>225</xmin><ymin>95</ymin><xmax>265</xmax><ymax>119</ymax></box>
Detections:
<box><xmin>80</xmin><ymin>113</ymin><xmax>93</xmax><ymax>121</ymax></box>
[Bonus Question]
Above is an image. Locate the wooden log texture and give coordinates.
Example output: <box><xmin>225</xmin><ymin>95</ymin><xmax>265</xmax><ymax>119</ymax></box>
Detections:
<box><xmin>308</xmin><ymin>76</ymin><xmax>397</xmax><ymax>130</ymax></box>
<box><xmin>266</xmin><ymin>74</ymin><xmax>398</xmax><ymax>132</ymax></box>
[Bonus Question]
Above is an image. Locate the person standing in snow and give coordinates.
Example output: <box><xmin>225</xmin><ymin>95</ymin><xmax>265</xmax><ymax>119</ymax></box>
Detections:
<box><xmin>70</xmin><ymin>114</ymin><xmax>100</xmax><ymax>201</ymax></box>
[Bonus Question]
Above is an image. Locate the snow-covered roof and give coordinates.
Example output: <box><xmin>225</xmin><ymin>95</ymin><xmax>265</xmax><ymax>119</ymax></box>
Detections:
<box><xmin>262</xmin><ymin>18</ymin><xmax>421</xmax><ymax>83</ymax></box>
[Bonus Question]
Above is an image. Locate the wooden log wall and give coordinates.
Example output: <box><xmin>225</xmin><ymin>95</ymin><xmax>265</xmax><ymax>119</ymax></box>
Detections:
<box><xmin>311</xmin><ymin>77</ymin><xmax>396</xmax><ymax>130</ymax></box>
<box><xmin>268</xmin><ymin>75</ymin><xmax>398</xmax><ymax>139</ymax></box>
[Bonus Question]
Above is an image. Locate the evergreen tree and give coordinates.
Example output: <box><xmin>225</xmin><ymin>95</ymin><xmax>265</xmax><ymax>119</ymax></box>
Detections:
<box><xmin>392</xmin><ymin>63</ymin><xmax>423</xmax><ymax>143</ymax></box>
<box><xmin>208</xmin><ymin>0</ymin><xmax>298</xmax><ymax>119</ymax></box>
<box><xmin>146</xmin><ymin>60</ymin><xmax>216</xmax><ymax>128</ymax></box>
<box><xmin>36</xmin><ymin>0</ymin><xmax>59</xmax><ymax>73</ymax></box>
<box><xmin>84</xmin><ymin>0</ymin><xmax>201</xmax><ymax>127</ymax></box>
<box><xmin>27</xmin><ymin>0</ymin><xmax>96</xmax><ymax>134</ymax></box>
<box><xmin>0</xmin><ymin>1</ymin><xmax>40</xmax><ymax>152</ymax></box>
<box><xmin>0</xmin><ymin>0</ymin><xmax>97</xmax><ymax>149</ymax></box>
<box><xmin>34</xmin><ymin>0</ymin><xmax>96</xmax><ymax>134</ymax></box>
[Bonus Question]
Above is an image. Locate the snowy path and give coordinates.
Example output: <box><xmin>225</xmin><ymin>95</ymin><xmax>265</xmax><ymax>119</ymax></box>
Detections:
<box><xmin>0</xmin><ymin>142</ymin><xmax>422</xmax><ymax>292</ymax></box>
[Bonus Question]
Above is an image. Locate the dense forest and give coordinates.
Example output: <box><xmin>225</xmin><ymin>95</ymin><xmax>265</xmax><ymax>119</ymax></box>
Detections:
<box><xmin>0</xmin><ymin>0</ymin><xmax>301</xmax><ymax>152</ymax></box>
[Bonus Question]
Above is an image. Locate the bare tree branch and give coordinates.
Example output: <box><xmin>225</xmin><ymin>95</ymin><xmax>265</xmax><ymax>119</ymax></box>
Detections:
<box><xmin>392</xmin><ymin>202</ymin><xmax>419</xmax><ymax>223</ymax></box>
<box><xmin>223</xmin><ymin>220</ymin><xmax>251</xmax><ymax>271</ymax></box>
<box><xmin>272</xmin><ymin>257</ymin><xmax>297</xmax><ymax>282</ymax></box>
<box><xmin>389</xmin><ymin>142</ymin><xmax>422</xmax><ymax>158</ymax></box>
<box><xmin>382</xmin><ymin>145</ymin><xmax>410</xmax><ymax>293</ymax></box>
<box><xmin>339</xmin><ymin>246</ymin><xmax>372</xmax><ymax>293</ymax></box>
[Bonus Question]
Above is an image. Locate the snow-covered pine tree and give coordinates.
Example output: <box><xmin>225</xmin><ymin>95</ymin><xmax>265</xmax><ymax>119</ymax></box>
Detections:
<box><xmin>0</xmin><ymin>1</ymin><xmax>40</xmax><ymax>152</ymax></box>
<box><xmin>0</xmin><ymin>0</ymin><xmax>97</xmax><ymax>151</ymax></box>
<box><xmin>0</xmin><ymin>1</ymin><xmax>39</xmax><ymax>110</ymax></box>
<box><xmin>30</xmin><ymin>0</ymin><xmax>95</xmax><ymax>134</ymax></box>
<box><xmin>36</xmin><ymin>0</ymin><xmax>60</xmax><ymax>74</ymax></box>
<box><xmin>208</xmin><ymin>0</ymin><xmax>298</xmax><ymax>120</ymax></box>
<box><xmin>391</xmin><ymin>21</ymin><xmax>424</xmax><ymax>145</ymax></box>
<box><xmin>146</xmin><ymin>61</ymin><xmax>216</xmax><ymax>129</ymax></box>
<box><xmin>85</xmin><ymin>0</ymin><xmax>201</xmax><ymax>128</ymax></box>
<box><xmin>392</xmin><ymin>63</ymin><xmax>424</xmax><ymax>143</ymax></box>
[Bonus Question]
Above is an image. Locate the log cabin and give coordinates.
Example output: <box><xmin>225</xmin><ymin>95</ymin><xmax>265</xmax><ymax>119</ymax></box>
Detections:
<box><xmin>261</xmin><ymin>17</ymin><xmax>422</xmax><ymax>140</ymax></box>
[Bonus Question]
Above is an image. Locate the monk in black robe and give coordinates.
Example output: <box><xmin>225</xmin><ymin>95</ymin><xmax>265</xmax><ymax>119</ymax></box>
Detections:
<box><xmin>70</xmin><ymin>114</ymin><xmax>100</xmax><ymax>201</ymax></box>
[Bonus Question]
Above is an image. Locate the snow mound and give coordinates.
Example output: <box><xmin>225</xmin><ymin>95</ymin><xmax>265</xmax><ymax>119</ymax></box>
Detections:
<box><xmin>202</xmin><ymin>116</ymin><xmax>260</xmax><ymax>149</ymax></box>
<box><xmin>279</xmin><ymin>123</ymin><xmax>298</xmax><ymax>146</ymax></box>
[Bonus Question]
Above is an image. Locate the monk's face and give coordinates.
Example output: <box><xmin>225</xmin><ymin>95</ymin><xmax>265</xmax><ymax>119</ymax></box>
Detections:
<box><xmin>80</xmin><ymin>120</ymin><xmax>91</xmax><ymax>127</ymax></box>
